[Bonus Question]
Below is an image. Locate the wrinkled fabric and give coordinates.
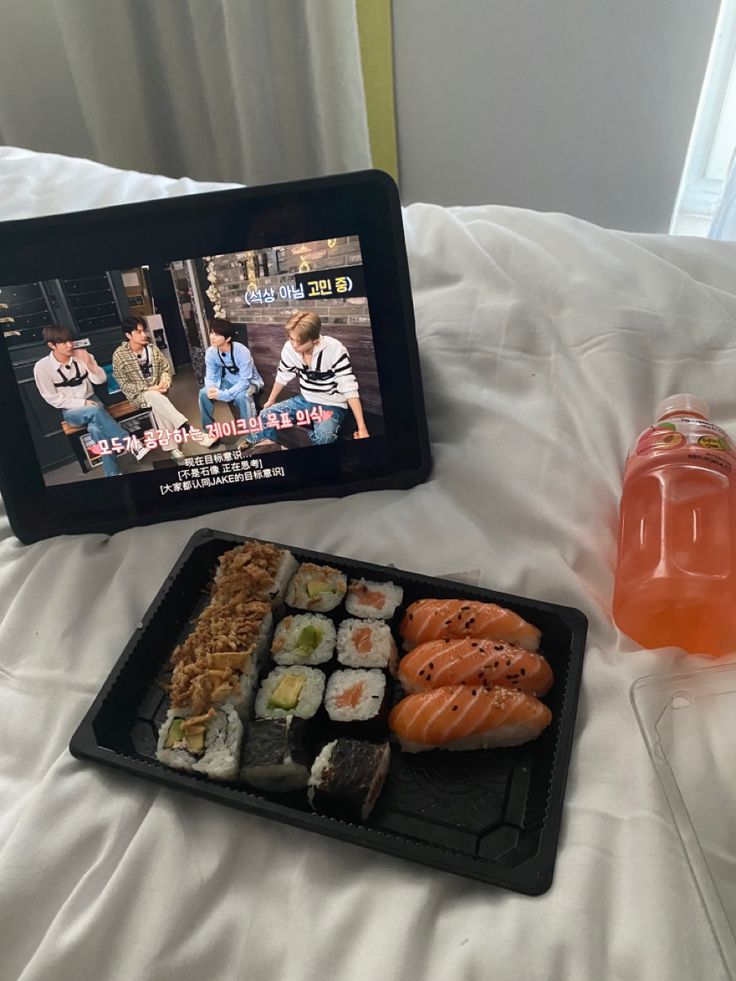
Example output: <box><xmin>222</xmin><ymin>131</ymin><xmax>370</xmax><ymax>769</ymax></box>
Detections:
<box><xmin>1</xmin><ymin>146</ymin><xmax>734</xmax><ymax>981</ymax></box>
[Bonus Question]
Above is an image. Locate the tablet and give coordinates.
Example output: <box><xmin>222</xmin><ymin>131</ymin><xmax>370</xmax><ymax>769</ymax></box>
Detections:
<box><xmin>0</xmin><ymin>170</ymin><xmax>430</xmax><ymax>543</ymax></box>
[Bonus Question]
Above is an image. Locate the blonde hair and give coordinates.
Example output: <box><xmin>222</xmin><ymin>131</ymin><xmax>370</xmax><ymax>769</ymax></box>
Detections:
<box><xmin>286</xmin><ymin>311</ymin><xmax>321</xmax><ymax>343</ymax></box>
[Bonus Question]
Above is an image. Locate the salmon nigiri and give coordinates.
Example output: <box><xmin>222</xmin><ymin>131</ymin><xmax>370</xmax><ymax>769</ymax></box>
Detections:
<box><xmin>398</xmin><ymin>638</ymin><xmax>553</xmax><ymax>696</ymax></box>
<box><xmin>399</xmin><ymin>599</ymin><xmax>541</xmax><ymax>651</ymax></box>
<box><xmin>389</xmin><ymin>685</ymin><xmax>552</xmax><ymax>752</ymax></box>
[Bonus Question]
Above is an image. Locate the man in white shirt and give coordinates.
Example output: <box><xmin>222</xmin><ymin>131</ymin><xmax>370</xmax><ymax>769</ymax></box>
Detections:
<box><xmin>241</xmin><ymin>311</ymin><xmax>369</xmax><ymax>453</ymax></box>
<box><xmin>33</xmin><ymin>324</ymin><xmax>149</xmax><ymax>477</ymax></box>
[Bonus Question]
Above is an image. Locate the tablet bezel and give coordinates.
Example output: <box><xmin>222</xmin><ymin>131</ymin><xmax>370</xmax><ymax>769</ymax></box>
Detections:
<box><xmin>0</xmin><ymin>170</ymin><xmax>430</xmax><ymax>543</ymax></box>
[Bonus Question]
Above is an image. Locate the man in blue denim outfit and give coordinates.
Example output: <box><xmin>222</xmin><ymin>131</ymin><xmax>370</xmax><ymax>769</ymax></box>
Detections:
<box><xmin>33</xmin><ymin>324</ymin><xmax>148</xmax><ymax>477</ymax></box>
<box><xmin>242</xmin><ymin>312</ymin><xmax>369</xmax><ymax>453</ymax></box>
<box><xmin>198</xmin><ymin>318</ymin><xmax>263</xmax><ymax>441</ymax></box>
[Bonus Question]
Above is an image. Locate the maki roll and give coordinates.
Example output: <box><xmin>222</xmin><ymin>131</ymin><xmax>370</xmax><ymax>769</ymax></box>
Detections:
<box><xmin>324</xmin><ymin>669</ymin><xmax>389</xmax><ymax>729</ymax></box>
<box><xmin>156</xmin><ymin>705</ymin><xmax>243</xmax><ymax>781</ymax></box>
<box><xmin>345</xmin><ymin>579</ymin><xmax>403</xmax><ymax>620</ymax></box>
<box><xmin>240</xmin><ymin>716</ymin><xmax>312</xmax><ymax>792</ymax></box>
<box><xmin>169</xmin><ymin>649</ymin><xmax>260</xmax><ymax>720</ymax></box>
<box><xmin>308</xmin><ymin>739</ymin><xmax>391</xmax><ymax>821</ymax></box>
<box><xmin>271</xmin><ymin>613</ymin><xmax>336</xmax><ymax>666</ymax></box>
<box><xmin>255</xmin><ymin>665</ymin><xmax>326</xmax><ymax>720</ymax></box>
<box><xmin>336</xmin><ymin>618</ymin><xmax>398</xmax><ymax>675</ymax></box>
<box><xmin>286</xmin><ymin>563</ymin><xmax>347</xmax><ymax>612</ymax></box>
<box><xmin>212</xmin><ymin>541</ymin><xmax>297</xmax><ymax>609</ymax></box>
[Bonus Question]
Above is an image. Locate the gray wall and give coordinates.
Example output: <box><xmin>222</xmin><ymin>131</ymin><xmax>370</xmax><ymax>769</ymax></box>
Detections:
<box><xmin>392</xmin><ymin>0</ymin><xmax>720</xmax><ymax>232</ymax></box>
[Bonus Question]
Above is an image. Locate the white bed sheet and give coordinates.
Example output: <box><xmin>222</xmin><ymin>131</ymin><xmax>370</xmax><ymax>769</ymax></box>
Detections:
<box><xmin>1</xmin><ymin>145</ymin><xmax>735</xmax><ymax>981</ymax></box>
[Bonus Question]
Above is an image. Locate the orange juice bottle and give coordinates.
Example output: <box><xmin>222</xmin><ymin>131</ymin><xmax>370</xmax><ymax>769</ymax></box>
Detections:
<box><xmin>612</xmin><ymin>394</ymin><xmax>736</xmax><ymax>657</ymax></box>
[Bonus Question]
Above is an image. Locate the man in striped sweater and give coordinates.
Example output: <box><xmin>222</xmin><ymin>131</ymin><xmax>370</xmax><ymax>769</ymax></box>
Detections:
<box><xmin>242</xmin><ymin>312</ymin><xmax>369</xmax><ymax>452</ymax></box>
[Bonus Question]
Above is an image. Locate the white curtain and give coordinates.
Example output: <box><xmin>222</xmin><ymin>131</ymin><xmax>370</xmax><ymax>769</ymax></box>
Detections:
<box><xmin>0</xmin><ymin>0</ymin><xmax>372</xmax><ymax>184</ymax></box>
<box><xmin>710</xmin><ymin>154</ymin><xmax>736</xmax><ymax>240</ymax></box>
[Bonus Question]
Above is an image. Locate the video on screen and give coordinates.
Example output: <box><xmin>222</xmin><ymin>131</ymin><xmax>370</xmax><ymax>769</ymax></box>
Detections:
<box><xmin>1</xmin><ymin>236</ymin><xmax>385</xmax><ymax>492</ymax></box>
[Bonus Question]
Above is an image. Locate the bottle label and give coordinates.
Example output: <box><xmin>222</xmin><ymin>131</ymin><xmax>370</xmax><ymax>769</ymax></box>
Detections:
<box><xmin>632</xmin><ymin>416</ymin><xmax>734</xmax><ymax>472</ymax></box>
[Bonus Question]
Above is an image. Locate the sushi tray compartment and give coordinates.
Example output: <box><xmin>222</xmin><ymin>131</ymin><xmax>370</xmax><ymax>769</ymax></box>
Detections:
<box><xmin>69</xmin><ymin>529</ymin><xmax>587</xmax><ymax>895</ymax></box>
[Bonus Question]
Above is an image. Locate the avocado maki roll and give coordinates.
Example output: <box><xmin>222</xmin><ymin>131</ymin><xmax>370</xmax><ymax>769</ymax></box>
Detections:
<box><xmin>156</xmin><ymin>705</ymin><xmax>243</xmax><ymax>781</ymax></box>
<box><xmin>240</xmin><ymin>716</ymin><xmax>312</xmax><ymax>792</ymax></box>
<box><xmin>285</xmin><ymin>563</ymin><xmax>347</xmax><ymax>612</ymax></box>
<box><xmin>271</xmin><ymin>613</ymin><xmax>336</xmax><ymax>666</ymax></box>
<box><xmin>255</xmin><ymin>665</ymin><xmax>326</xmax><ymax>720</ymax></box>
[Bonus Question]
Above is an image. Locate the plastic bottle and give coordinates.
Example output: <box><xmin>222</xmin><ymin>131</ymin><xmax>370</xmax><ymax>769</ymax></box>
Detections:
<box><xmin>612</xmin><ymin>394</ymin><xmax>736</xmax><ymax>657</ymax></box>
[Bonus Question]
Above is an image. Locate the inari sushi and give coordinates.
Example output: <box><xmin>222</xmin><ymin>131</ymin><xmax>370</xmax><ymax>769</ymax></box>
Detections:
<box><xmin>271</xmin><ymin>613</ymin><xmax>336</xmax><ymax>666</ymax></box>
<box><xmin>286</xmin><ymin>563</ymin><xmax>347</xmax><ymax>612</ymax></box>
<box><xmin>388</xmin><ymin>685</ymin><xmax>552</xmax><ymax>752</ymax></box>
<box><xmin>156</xmin><ymin>705</ymin><xmax>243</xmax><ymax>780</ymax></box>
<box><xmin>336</xmin><ymin>619</ymin><xmax>398</xmax><ymax>674</ymax></box>
<box><xmin>345</xmin><ymin>579</ymin><xmax>403</xmax><ymax>619</ymax></box>
<box><xmin>400</xmin><ymin>599</ymin><xmax>541</xmax><ymax>652</ymax></box>
<box><xmin>398</xmin><ymin>639</ymin><xmax>553</xmax><ymax>696</ymax></box>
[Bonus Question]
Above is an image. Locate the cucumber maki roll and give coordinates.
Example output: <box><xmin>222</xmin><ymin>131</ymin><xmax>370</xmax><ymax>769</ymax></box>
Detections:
<box><xmin>286</xmin><ymin>563</ymin><xmax>347</xmax><ymax>612</ymax></box>
<box><xmin>240</xmin><ymin>716</ymin><xmax>312</xmax><ymax>792</ymax></box>
<box><xmin>308</xmin><ymin>739</ymin><xmax>391</xmax><ymax>822</ymax></box>
<box><xmin>255</xmin><ymin>665</ymin><xmax>326</xmax><ymax>720</ymax></box>
<box><xmin>271</xmin><ymin>613</ymin><xmax>336</xmax><ymax>666</ymax></box>
<box><xmin>156</xmin><ymin>705</ymin><xmax>243</xmax><ymax>781</ymax></box>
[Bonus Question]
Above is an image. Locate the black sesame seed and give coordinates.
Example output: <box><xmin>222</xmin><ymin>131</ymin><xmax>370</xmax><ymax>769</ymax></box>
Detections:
<box><xmin>472</xmin><ymin>689</ymin><xmax>477</xmax><ymax>695</ymax></box>
<box><xmin>452</xmin><ymin>705</ymin><xmax>458</xmax><ymax>711</ymax></box>
<box><xmin>520</xmin><ymin>668</ymin><xmax>526</xmax><ymax>676</ymax></box>
<box><xmin>506</xmin><ymin>660</ymin><xmax>511</xmax><ymax>666</ymax></box>
<box><xmin>418</xmin><ymin>669</ymin><xmax>425</xmax><ymax>676</ymax></box>
<box><xmin>494</xmin><ymin>661</ymin><xmax>499</xmax><ymax>668</ymax></box>
<box><xmin>428</xmin><ymin>662</ymin><xmax>434</xmax><ymax>669</ymax></box>
<box><xmin>494</xmin><ymin>645</ymin><xmax>503</xmax><ymax>651</ymax></box>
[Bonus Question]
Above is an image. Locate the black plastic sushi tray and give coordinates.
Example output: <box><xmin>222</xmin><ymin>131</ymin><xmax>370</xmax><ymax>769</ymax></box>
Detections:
<box><xmin>69</xmin><ymin>529</ymin><xmax>587</xmax><ymax>895</ymax></box>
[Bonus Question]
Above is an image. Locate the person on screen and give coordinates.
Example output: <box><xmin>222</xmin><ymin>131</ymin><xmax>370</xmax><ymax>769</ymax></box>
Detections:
<box><xmin>111</xmin><ymin>316</ymin><xmax>204</xmax><ymax>460</ymax></box>
<box><xmin>242</xmin><ymin>311</ymin><xmax>369</xmax><ymax>453</ymax></box>
<box><xmin>33</xmin><ymin>324</ymin><xmax>150</xmax><ymax>477</ymax></box>
<box><xmin>198</xmin><ymin>318</ymin><xmax>264</xmax><ymax>438</ymax></box>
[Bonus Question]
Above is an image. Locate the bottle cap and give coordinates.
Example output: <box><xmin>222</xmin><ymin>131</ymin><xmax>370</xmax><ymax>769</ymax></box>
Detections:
<box><xmin>655</xmin><ymin>393</ymin><xmax>710</xmax><ymax>421</ymax></box>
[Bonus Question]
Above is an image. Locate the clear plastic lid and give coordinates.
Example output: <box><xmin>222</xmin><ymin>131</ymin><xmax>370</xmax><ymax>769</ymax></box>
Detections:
<box><xmin>632</xmin><ymin>664</ymin><xmax>736</xmax><ymax>978</ymax></box>
<box><xmin>656</xmin><ymin>393</ymin><xmax>710</xmax><ymax>421</ymax></box>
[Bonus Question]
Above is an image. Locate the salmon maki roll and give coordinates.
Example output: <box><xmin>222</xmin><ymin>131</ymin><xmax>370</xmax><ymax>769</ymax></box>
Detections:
<box><xmin>399</xmin><ymin>599</ymin><xmax>541</xmax><ymax>651</ymax></box>
<box><xmin>398</xmin><ymin>639</ymin><xmax>553</xmax><ymax>696</ymax></box>
<box><xmin>389</xmin><ymin>685</ymin><xmax>552</xmax><ymax>752</ymax></box>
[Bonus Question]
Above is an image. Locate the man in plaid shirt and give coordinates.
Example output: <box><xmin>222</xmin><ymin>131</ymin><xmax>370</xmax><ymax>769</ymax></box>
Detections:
<box><xmin>112</xmin><ymin>316</ymin><xmax>202</xmax><ymax>459</ymax></box>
